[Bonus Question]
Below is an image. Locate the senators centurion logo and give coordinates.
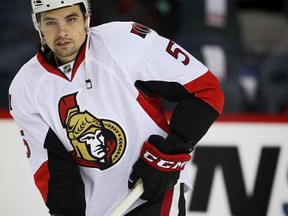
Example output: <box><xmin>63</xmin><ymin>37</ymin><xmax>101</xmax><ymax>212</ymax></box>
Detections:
<box><xmin>130</xmin><ymin>22</ymin><xmax>151</xmax><ymax>39</ymax></box>
<box><xmin>58</xmin><ymin>92</ymin><xmax>126</xmax><ymax>170</ymax></box>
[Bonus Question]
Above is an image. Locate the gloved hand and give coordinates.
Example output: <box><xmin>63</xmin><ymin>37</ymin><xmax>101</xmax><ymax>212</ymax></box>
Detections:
<box><xmin>128</xmin><ymin>134</ymin><xmax>192</xmax><ymax>201</ymax></box>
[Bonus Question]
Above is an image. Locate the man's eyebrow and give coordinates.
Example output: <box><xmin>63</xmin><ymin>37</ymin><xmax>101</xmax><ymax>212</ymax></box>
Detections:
<box><xmin>42</xmin><ymin>12</ymin><xmax>81</xmax><ymax>21</ymax></box>
<box><xmin>42</xmin><ymin>16</ymin><xmax>56</xmax><ymax>21</ymax></box>
<box><xmin>65</xmin><ymin>12</ymin><xmax>81</xmax><ymax>18</ymax></box>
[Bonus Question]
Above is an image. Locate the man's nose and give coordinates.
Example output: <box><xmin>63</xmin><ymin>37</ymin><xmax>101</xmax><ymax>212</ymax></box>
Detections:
<box><xmin>57</xmin><ymin>24</ymin><xmax>68</xmax><ymax>37</ymax></box>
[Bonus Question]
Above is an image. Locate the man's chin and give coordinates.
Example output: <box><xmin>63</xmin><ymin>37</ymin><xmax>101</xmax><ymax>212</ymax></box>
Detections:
<box><xmin>54</xmin><ymin>50</ymin><xmax>78</xmax><ymax>63</ymax></box>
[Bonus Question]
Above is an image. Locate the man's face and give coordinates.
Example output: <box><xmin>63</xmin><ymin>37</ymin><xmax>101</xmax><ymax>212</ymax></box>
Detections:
<box><xmin>40</xmin><ymin>5</ymin><xmax>87</xmax><ymax>64</ymax></box>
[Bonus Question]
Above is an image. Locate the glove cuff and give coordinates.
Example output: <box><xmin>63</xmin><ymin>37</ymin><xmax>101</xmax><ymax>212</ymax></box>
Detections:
<box><xmin>140</xmin><ymin>141</ymin><xmax>191</xmax><ymax>172</ymax></box>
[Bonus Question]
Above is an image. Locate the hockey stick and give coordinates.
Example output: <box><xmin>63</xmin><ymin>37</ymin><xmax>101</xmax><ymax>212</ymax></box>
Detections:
<box><xmin>108</xmin><ymin>179</ymin><xmax>144</xmax><ymax>216</ymax></box>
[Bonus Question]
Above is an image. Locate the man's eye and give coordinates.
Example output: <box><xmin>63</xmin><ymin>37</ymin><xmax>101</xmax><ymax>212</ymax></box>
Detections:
<box><xmin>67</xmin><ymin>17</ymin><xmax>77</xmax><ymax>24</ymax></box>
<box><xmin>45</xmin><ymin>21</ymin><xmax>57</xmax><ymax>26</ymax></box>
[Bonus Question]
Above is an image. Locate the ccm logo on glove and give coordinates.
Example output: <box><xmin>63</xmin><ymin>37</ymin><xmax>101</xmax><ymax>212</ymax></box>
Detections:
<box><xmin>141</xmin><ymin>142</ymin><xmax>191</xmax><ymax>172</ymax></box>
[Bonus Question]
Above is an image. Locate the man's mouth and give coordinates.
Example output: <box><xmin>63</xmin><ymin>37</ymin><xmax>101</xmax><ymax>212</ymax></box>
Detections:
<box><xmin>56</xmin><ymin>40</ymin><xmax>71</xmax><ymax>47</ymax></box>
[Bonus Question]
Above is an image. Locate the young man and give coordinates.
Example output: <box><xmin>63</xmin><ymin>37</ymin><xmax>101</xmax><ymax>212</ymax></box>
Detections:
<box><xmin>9</xmin><ymin>0</ymin><xmax>224</xmax><ymax>215</ymax></box>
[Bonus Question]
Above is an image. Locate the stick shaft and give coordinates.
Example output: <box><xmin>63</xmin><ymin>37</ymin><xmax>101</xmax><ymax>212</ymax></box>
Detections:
<box><xmin>108</xmin><ymin>179</ymin><xmax>144</xmax><ymax>216</ymax></box>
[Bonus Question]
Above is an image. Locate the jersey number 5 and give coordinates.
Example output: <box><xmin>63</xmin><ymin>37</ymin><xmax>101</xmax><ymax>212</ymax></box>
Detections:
<box><xmin>20</xmin><ymin>130</ymin><xmax>31</xmax><ymax>158</ymax></box>
<box><xmin>166</xmin><ymin>40</ymin><xmax>190</xmax><ymax>66</ymax></box>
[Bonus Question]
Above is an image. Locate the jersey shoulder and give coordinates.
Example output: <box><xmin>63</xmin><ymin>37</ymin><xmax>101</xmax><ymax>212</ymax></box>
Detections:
<box><xmin>90</xmin><ymin>21</ymin><xmax>157</xmax><ymax>42</ymax></box>
<box><xmin>89</xmin><ymin>22</ymin><xmax>159</xmax><ymax>65</ymax></box>
<box><xmin>9</xmin><ymin>55</ymin><xmax>43</xmax><ymax>99</ymax></box>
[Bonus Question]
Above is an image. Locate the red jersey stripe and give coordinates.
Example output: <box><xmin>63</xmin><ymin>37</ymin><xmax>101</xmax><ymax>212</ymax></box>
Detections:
<box><xmin>34</xmin><ymin>161</ymin><xmax>50</xmax><ymax>203</ymax></box>
<box><xmin>184</xmin><ymin>71</ymin><xmax>225</xmax><ymax>114</ymax></box>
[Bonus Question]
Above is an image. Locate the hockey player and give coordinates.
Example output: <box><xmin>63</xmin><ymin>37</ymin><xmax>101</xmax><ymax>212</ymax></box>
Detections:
<box><xmin>8</xmin><ymin>0</ymin><xmax>224</xmax><ymax>215</ymax></box>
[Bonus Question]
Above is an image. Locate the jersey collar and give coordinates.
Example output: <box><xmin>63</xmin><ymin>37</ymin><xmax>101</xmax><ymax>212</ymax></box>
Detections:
<box><xmin>37</xmin><ymin>39</ymin><xmax>87</xmax><ymax>81</ymax></box>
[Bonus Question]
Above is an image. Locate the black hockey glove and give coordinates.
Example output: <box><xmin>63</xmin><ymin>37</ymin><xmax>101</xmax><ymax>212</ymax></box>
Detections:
<box><xmin>128</xmin><ymin>134</ymin><xmax>192</xmax><ymax>201</ymax></box>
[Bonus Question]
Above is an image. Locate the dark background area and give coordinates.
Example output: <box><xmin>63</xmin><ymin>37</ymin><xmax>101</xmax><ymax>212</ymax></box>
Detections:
<box><xmin>1</xmin><ymin>0</ymin><xmax>288</xmax><ymax>114</ymax></box>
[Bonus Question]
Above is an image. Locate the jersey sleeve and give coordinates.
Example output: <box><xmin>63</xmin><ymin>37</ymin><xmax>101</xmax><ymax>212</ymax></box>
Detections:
<box><xmin>113</xmin><ymin>22</ymin><xmax>225</xmax><ymax>147</ymax></box>
<box><xmin>129</xmin><ymin>25</ymin><xmax>224</xmax><ymax>114</ymax></box>
<box><xmin>131</xmin><ymin>29</ymin><xmax>208</xmax><ymax>85</ymax></box>
<box><xmin>9</xmin><ymin>71</ymin><xmax>51</xmax><ymax>200</ymax></box>
<box><xmin>9</xmin><ymin>71</ymin><xmax>86</xmax><ymax>215</ymax></box>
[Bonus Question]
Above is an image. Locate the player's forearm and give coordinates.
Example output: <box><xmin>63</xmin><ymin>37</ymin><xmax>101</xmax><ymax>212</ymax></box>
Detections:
<box><xmin>44</xmin><ymin>129</ymin><xmax>86</xmax><ymax>216</ymax></box>
<box><xmin>167</xmin><ymin>70</ymin><xmax>224</xmax><ymax>148</ymax></box>
<box><xmin>168</xmin><ymin>94</ymin><xmax>220</xmax><ymax>148</ymax></box>
<box><xmin>134</xmin><ymin>73</ymin><xmax>224</xmax><ymax>148</ymax></box>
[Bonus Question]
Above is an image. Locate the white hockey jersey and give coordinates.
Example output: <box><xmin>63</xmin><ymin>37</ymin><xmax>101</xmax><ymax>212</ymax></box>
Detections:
<box><xmin>9</xmin><ymin>21</ymin><xmax>223</xmax><ymax>216</ymax></box>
